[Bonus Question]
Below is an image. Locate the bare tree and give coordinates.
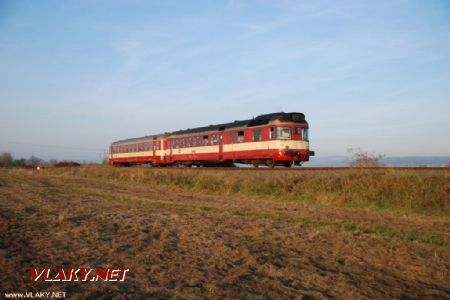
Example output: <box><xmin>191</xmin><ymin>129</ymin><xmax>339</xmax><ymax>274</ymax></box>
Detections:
<box><xmin>13</xmin><ymin>158</ymin><xmax>26</xmax><ymax>167</ymax></box>
<box><xmin>347</xmin><ymin>148</ymin><xmax>384</xmax><ymax>167</ymax></box>
<box><xmin>27</xmin><ymin>156</ymin><xmax>42</xmax><ymax>168</ymax></box>
<box><xmin>0</xmin><ymin>152</ymin><xmax>13</xmax><ymax>167</ymax></box>
<box><xmin>48</xmin><ymin>159</ymin><xmax>58</xmax><ymax>166</ymax></box>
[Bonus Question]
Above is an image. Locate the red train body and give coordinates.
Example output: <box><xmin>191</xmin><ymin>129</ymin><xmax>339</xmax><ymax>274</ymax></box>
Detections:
<box><xmin>108</xmin><ymin>112</ymin><xmax>314</xmax><ymax>167</ymax></box>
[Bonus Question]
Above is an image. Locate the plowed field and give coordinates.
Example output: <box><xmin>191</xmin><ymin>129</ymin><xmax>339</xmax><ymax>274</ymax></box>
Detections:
<box><xmin>1</xmin><ymin>167</ymin><xmax>449</xmax><ymax>299</ymax></box>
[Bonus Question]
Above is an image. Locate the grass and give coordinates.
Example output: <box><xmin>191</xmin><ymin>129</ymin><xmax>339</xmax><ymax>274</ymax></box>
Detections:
<box><xmin>43</xmin><ymin>165</ymin><xmax>450</xmax><ymax>216</ymax></box>
<box><xmin>69</xmin><ymin>185</ymin><xmax>450</xmax><ymax>248</ymax></box>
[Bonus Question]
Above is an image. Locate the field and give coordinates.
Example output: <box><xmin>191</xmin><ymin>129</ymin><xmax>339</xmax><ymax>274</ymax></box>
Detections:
<box><xmin>1</xmin><ymin>166</ymin><xmax>449</xmax><ymax>299</ymax></box>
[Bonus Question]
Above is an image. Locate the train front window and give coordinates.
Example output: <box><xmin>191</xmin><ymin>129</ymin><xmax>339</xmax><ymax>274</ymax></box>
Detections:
<box><xmin>276</xmin><ymin>127</ymin><xmax>291</xmax><ymax>139</ymax></box>
<box><xmin>302</xmin><ymin>128</ymin><xmax>309</xmax><ymax>141</ymax></box>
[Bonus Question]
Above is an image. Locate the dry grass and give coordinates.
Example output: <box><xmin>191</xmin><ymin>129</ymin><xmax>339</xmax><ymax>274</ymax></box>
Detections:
<box><xmin>0</xmin><ymin>167</ymin><xmax>449</xmax><ymax>299</ymax></box>
<box><xmin>48</xmin><ymin>166</ymin><xmax>450</xmax><ymax>216</ymax></box>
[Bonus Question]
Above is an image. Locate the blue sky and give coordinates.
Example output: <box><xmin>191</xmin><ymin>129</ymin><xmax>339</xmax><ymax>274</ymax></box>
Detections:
<box><xmin>1</xmin><ymin>0</ymin><xmax>449</xmax><ymax>161</ymax></box>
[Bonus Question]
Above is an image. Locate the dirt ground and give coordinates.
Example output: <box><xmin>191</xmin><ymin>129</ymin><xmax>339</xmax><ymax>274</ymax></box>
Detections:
<box><xmin>0</xmin><ymin>169</ymin><xmax>449</xmax><ymax>299</ymax></box>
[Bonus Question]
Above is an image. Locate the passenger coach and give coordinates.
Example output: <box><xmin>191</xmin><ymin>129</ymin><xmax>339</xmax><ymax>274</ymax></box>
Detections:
<box><xmin>108</xmin><ymin>112</ymin><xmax>314</xmax><ymax>167</ymax></box>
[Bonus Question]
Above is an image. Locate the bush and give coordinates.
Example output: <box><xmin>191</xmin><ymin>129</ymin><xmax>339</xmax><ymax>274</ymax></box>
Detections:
<box><xmin>0</xmin><ymin>152</ymin><xmax>13</xmax><ymax>167</ymax></box>
<box><xmin>347</xmin><ymin>148</ymin><xmax>384</xmax><ymax>167</ymax></box>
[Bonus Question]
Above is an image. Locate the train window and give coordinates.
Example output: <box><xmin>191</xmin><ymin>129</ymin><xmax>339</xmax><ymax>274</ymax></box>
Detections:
<box><xmin>174</xmin><ymin>139</ymin><xmax>179</xmax><ymax>149</ymax></box>
<box><xmin>237</xmin><ymin>131</ymin><xmax>244</xmax><ymax>143</ymax></box>
<box><xmin>295</xmin><ymin>127</ymin><xmax>301</xmax><ymax>135</ymax></box>
<box><xmin>188</xmin><ymin>137</ymin><xmax>193</xmax><ymax>147</ymax></box>
<box><xmin>270</xmin><ymin>127</ymin><xmax>277</xmax><ymax>140</ymax></box>
<box><xmin>276</xmin><ymin>127</ymin><xmax>291</xmax><ymax>139</ymax></box>
<box><xmin>195</xmin><ymin>136</ymin><xmax>201</xmax><ymax>146</ymax></box>
<box><xmin>211</xmin><ymin>134</ymin><xmax>217</xmax><ymax>145</ymax></box>
<box><xmin>181</xmin><ymin>138</ymin><xmax>186</xmax><ymax>148</ymax></box>
<box><xmin>253</xmin><ymin>129</ymin><xmax>261</xmax><ymax>141</ymax></box>
<box><xmin>156</xmin><ymin>142</ymin><xmax>159</xmax><ymax>150</ymax></box>
<box><xmin>302</xmin><ymin>128</ymin><xmax>309</xmax><ymax>141</ymax></box>
<box><xmin>203</xmin><ymin>135</ymin><xmax>209</xmax><ymax>146</ymax></box>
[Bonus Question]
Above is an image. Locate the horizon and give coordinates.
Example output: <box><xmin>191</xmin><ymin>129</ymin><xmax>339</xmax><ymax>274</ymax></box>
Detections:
<box><xmin>1</xmin><ymin>1</ymin><xmax>450</xmax><ymax>161</ymax></box>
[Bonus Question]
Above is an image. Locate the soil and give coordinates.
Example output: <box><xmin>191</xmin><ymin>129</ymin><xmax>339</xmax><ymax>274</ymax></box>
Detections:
<box><xmin>0</xmin><ymin>169</ymin><xmax>449</xmax><ymax>299</ymax></box>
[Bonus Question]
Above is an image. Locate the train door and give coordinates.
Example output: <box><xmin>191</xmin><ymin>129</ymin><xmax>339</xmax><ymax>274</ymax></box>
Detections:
<box><xmin>218</xmin><ymin>127</ymin><xmax>225</xmax><ymax>161</ymax></box>
<box><xmin>152</xmin><ymin>138</ymin><xmax>156</xmax><ymax>163</ymax></box>
<box><xmin>218</xmin><ymin>133</ymin><xmax>224</xmax><ymax>161</ymax></box>
<box><xmin>169</xmin><ymin>140</ymin><xmax>173</xmax><ymax>162</ymax></box>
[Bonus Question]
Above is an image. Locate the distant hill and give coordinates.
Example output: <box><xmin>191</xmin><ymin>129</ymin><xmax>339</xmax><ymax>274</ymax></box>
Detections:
<box><xmin>307</xmin><ymin>156</ymin><xmax>450</xmax><ymax>167</ymax></box>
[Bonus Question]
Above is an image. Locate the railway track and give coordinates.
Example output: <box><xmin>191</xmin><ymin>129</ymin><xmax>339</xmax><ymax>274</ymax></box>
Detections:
<box><xmin>134</xmin><ymin>166</ymin><xmax>450</xmax><ymax>171</ymax></box>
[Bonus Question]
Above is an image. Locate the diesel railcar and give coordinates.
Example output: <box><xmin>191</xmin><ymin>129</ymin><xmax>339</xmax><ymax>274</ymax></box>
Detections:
<box><xmin>108</xmin><ymin>112</ymin><xmax>314</xmax><ymax>167</ymax></box>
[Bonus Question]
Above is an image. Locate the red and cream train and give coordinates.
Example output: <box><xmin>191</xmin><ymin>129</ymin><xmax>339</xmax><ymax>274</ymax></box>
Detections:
<box><xmin>108</xmin><ymin>112</ymin><xmax>314</xmax><ymax>167</ymax></box>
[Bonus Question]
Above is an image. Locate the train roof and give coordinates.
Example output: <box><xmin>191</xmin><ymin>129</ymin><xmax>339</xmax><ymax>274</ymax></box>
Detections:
<box><xmin>111</xmin><ymin>112</ymin><xmax>307</xmax><ymax>145</ymax></box>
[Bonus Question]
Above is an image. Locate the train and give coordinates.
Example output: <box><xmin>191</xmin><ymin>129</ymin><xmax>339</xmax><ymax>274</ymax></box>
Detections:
<box><xmin>108</xmin><ymin>112</ymin><xmax>314</xmax><ymax>167</ymax></box>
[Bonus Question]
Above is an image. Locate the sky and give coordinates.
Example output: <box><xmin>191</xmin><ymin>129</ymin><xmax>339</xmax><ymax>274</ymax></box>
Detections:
<box><xmin>1</xmin><ymin>0</ymin><xmax>449</xmax><ymax>162</ymax></box>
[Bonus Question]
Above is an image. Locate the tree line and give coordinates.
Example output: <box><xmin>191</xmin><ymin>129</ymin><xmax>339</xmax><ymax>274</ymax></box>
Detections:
<box><xmin>0</xmin><ymin>152</ymin><xmax>82</xmax><ymax>168</ymax></box>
